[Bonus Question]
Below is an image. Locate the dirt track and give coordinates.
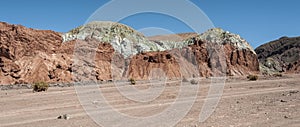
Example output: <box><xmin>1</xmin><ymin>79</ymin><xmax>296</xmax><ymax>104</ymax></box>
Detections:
<box><xmin>0</xmin><ymin>75</ymin><xmax>299</xmax><ymax>127</ymax></box>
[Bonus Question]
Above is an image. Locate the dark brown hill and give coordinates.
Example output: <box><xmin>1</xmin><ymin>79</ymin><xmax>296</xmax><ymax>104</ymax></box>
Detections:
<box><xmin>255</xmin><ymin>36</ymin><xmax>300</xmax><ymax>74</ymax></box>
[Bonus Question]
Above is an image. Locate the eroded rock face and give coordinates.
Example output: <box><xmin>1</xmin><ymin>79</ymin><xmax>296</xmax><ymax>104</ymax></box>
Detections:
<box><xmin>223</xmin><ymin>43</ymin><xmax>259</xmax><ymax>76</ymax></box>
<box><xmin>126</xmin><ymin>36</ymin><xmax>259</xmax><ymax>79</ymax></box>
<box><xmin>0</xmin><ymin>22</ymin><xmax>260</xmax><ymax>84</ymax></box>
<box><xmin>195</xmin><ymin>28</ymin><xmax>259</xmax><ymax>76</ymax></box>
<box><xmin>0</xmin><ymin>22</ymin><xmax>63</xmax><ymax>84</ymax></box>
<box><xmin>0</xmin><ymin>22</ymin><xmax>115</xmax><ymax>84</ymax></box>
<box><xmin>255</xmin><ymin>36</ymin><xmax>300</xmax><ymax>74</ymax></box>
<box><xmin>69</xmin><ymin>39</ymin><xmax>115</xmax><ymax>82</ymax></box>
<box><xmin>62</xmin><ymin>21</ymin><xmax>196</xmax><ymax>58</ymax></box>
<box><xmin>0</xmin><ymin>22</ymin><xmax>62</xmax><ymax>60</ymax></box>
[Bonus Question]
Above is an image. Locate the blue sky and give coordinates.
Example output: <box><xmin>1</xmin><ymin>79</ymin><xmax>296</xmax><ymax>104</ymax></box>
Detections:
<box><xmin>0</xmin><ymin>0</ymin><xmax>299</xmax><ymax>48</ymax></box>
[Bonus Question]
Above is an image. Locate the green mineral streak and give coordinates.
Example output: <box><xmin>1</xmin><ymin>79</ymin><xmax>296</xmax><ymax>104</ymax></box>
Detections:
<box><xmin>63</xmin><ymin>22</ymin><xmax>255</xmax><ymax>55</ymax></box>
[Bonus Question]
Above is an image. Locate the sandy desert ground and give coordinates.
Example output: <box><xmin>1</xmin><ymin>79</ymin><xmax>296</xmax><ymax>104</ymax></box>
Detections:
<box><xmin>0</xmin><ymin>74</ymin><xmax>299</xmax><ymax>127</ymax></box>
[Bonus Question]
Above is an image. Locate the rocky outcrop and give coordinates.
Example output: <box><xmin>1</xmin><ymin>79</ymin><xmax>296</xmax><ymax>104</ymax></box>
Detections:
<box><xmin>69</xmin><ymin>39</ymin><xmax>115</xmax><ymax>82</ymax></box>
<box><xmin>0</xmin><ymin>22</ymin><xmax>63</xmax><ymax>84</ymax></box>
<box><xmin>255</xmin><ymin>36</ymin><xmax>300</xmax><ymax>74</ymax></box>
<box><xmin>126</xmin><ymin>28</ymin><xmax>259</xmax><ymax>79</ymax></box>
<box><xmin>0</xmin><ymin>22</ymin><xmax>62</xmax><ymax>60</ymax></box>
<box><xmin>0</xmin><ymin>21</ymin><xmax>259</xmax><ymax>85</ymax></box>
<box><xmin>0</xmin><ymin>22</ymin><xmax>114</xmax><ymax>84</ymax></box>
<box><xmin>196</xmin><ymin>28</ymin><xmax>259</xmax><ymax>76</ymax></box>
<box><xmin>62</xmin><ymin>21</ymin><xmax>195</xmax><ymax>58</ymax></box>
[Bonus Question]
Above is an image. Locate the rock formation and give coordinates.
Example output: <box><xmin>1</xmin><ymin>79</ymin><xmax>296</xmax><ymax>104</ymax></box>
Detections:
<box><xmin>0</xmin><ymin>21</ymin><xmax>259</xmax><ymax>85</ymax></box>
<box><xmin>0</xmin><ymin>22</ymin><xmax>63</xmax><ymax>84</ymax></box>
<box><xmin>255</xmin><ymin>36</ymin><xmax>300</xmax><ymax>74</ymax></box>
<box><xmin>0</xmin><ymin>22</ymin><xmax>114</xmax><ymax>84</ymax></box>
<box><xmin>62</xmin><ymin>21</ymin><xmax>194</xmax><ymax>58</ymax></box>
<box><xmin>127</xmin><ymin>28</ymin><xmax>259</xmax><ymax>79</ymax></box>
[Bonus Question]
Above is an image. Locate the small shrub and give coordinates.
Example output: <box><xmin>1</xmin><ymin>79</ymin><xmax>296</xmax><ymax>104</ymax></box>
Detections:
<box><xmin>182</xmin><ymin>77</ymin><xmax>189</xmax><ymax>82</ymax></box>
<box><xmin>32</xmin><ymin>82</ymin><xmax>49</xmax><ymax>92</ymax></box>
<box><xmin>129</xmin><ymin>78</ymin><xmax>136</xmax><ymax>85</ymax></box>
<box><xmin>247</xmin><ymin>75</ymin><xmax>258</xmax><ymax>81</ymax></box>
<box><xmin>272</xmin><ymin>73</ymin><xmax>283</xmax><ymax>77</ymax></box>
<box><xmin>190</xmin><ymin>79</ymin><xmax>198</xmax><ymax>85</ymax></box>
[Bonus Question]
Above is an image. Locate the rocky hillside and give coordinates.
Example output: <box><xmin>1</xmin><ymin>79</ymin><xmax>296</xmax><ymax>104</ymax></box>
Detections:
<box><xmin>62</xmin><ymin>21</ymin><xmax>195</xmax><ymax>58</ymax></box>
<box><xmin>0</xmin><ymin>22</ymin><xmax>65</xmax><ymax>84</ymax></box>
<box><xmin>0</xmin><ymin>21</ymin><xmax>259</xmax><ymax>85</ymax></box>
<box><xmin>129</xmin><ymin>28</ymin><xmax>259</xmax><ymax>79</ymax></box>
<box><xmin>255</xmin><ymin>36</ymin><xmax>300</xmax><ymax>74</ymax></box>
<box><xmin>0</xmin><ymin>22</ymin><xmax>114</xmax><ymax>84</ymax></box>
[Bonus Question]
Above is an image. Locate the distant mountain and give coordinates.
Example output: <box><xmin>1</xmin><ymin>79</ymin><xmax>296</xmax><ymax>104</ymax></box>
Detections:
<box><xmin>255</xmin><ymin>36</ymin><xmax>300</xmax><ymax>74</ymax></box>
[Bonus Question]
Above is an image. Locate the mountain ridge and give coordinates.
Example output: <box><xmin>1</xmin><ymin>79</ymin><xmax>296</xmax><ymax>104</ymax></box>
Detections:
<box><xmin>0</xmin><ymin>21</ymin><xmax>259</xmax><ymax>84</ymax></box>
<box><xmin>255</xmin><ymin>36</ymin><xmax>300</xmax><ymax>74</ymax></box>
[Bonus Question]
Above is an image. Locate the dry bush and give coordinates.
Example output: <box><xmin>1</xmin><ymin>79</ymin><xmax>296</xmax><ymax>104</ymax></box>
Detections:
<box><xmin>247</xmin><ymin>75</ymin><xmax>258</xmax><ymax>81</ymax></box>
<box><xmin>32</xmin><ymin>82</ymin><xmax>49</xmax><ymax>92</ymax></box>
<box><xmin>129</xmin><ymin>78</ymin><xmax>136</xmax><ymax>85</ymax></box>
<box><xmin>190</xmin><ymin>79</ymin><xmax>198</xmax><ymax>85</ymax></box>
<box><xmin>272</xmin><ymin>73</ymin><xmax>283</xmax><ymax>77</ymax></box>
<box><xmin>182</xmin><ymin>77</ymin><xmax>189</xmax><ymax>82</ymax></box>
